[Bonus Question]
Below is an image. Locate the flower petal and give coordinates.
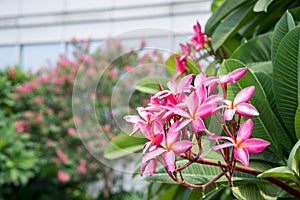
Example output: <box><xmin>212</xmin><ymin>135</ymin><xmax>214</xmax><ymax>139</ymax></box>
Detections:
<box><xmin>244</xmin><ymin>138</ymin><xmax>270</xmax><ymax>153</ymax></box>
<box><xmin>172</xmin><ymin>141</ymin><xmax>194</xmax><ymax>154</ymax></box>
<box><xmin>234</xmin><ymin>147</ymin><xmax>249</xmax><ymax>166</ymax></box>
<box><xmin>209</xmin><ymin>135</ymin><xmax>235</xmax><ymax>143</ymax></box>
<box><xmin>174</xmin><ymin>119</ymin><xmax>192</xmax><ymax>132</ymax></box>
<box><xmin>142</xmin><ymin>147</ymin><xmax>166</xmax><ymax>164</ymax></box>
<box><xmin>198</xmin><ymin>103</ymin><xmax>215</xmax><ymax>118</ymax></box>
<box><xmin>187</xmin><ymin>91</ymin><xmax>199</xmax><ymax>115</ymax></box>
<box><xmin>234</xmin><ymin>86</ymin><xmax>254</xmax><ymax>104</ymax></box>
<box><xmin>123</xmin><ymin>115</ymin><xmax>140</xmax><ymax>123</ymax></box>
<box><xmin>236</xmin><ymin>103</ymin><xmax>259</xmax><ymax>117</ymax></box>
<box><xmin>213</xmin><ymin>142</ymin><xmax>235</xmax><ymax>151</ymax></box>
<box><xmin>224</xmin><ymin>108</ymin><xmax>236</xmax><ymax>121</ymax></box>
<box><xmin>162</xmin><ymin>151</ymin><xmax>176</xmax><ymax>172</ymax></box>
<box><xmin>143</xmin><ymin>141</ymin><xmax>152</xmax><ymax>154</ymax></box>
<box><xmin>166</xmin><ymin>121</ymin><xmax>181</xmax><ymax>145</ymax></box>
<box><xmin>237</xmin><ymin>119</ymin><xmax>253</xmax><ymax>141</ymax></box>
<box><xmin>192</xmin><ymin>117</ymin><xmax>206</xmax><ymax>132</ymax></box>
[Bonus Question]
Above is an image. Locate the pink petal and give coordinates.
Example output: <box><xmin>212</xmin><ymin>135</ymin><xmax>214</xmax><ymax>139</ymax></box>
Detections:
<box><xmin>234</xmin><ymin>86</ymin><xmax>255</xmax><ymax>104</ymax></box>
<box><xmin>146</xmin><ymin>160</ymin><xmax>157</xmax><ymax>176</ymax></box>
<box><xmin>152</xmin><ymin>134</ymin><xmax>164</xmax><ymax>145</ymax></box>
<box><xmin>162</xmin><ymin>151</ymin><xmax>176</xmax><ymax>172</ymax></box>
<box><xmin>192</xmin><ymin>117</ymin><xmax>206</xmax><ymax>132</ymax></box>
<box><xmin>172</xmin><ymin>141</ymin><xmax>194</xmax><ymax>154</ymax></box>
<box><xmin>237</xmin><ymin>119</ymin><xmax>253</xmax><ymax>141</ymax></box>
<box><xmin>236</xmin><ymin>103</ymin><xmax>259</xmax><ymax>117</ymax></box>
<box><xmin>213</xmin><ymin>142</ymin><xmax>235</xmax><ymax>151</ymax></box>
<box><xmin>152</xmin><ymin>121</ymin><xmax>164</xmax><ymax>135</ymax></box>
<box><xmin>244</xmin><ymin>138</ymin><xmax>270</xmax><ymax>153</ymax></box>
<box><xmin>224</xmin><ymin>108</ymin><xmax>236</xmax><ymax>120</ymax></box>
<box><xmin>187</xmin><ymin>91</ymin><xmax>199</xmax><ymax>115</ymax></box>
<box><xmin>177</xmin><ymin>74</ymin><xmax>194</xmax><ymax>92</ymax></box>
<box><xmin>166</xmin><ymin>121</ymin><xmax>181</xmax><ymax>145</ymax></box>
<box><xmin>204</xmin><ymin>94</ymin><xmax>223</xmax><ymax>105</ymax></box>
<box><xmin>209</xmin><ymin>135</ymin><xmax>235</xmax><ymax>143</ymax></box>
<box><xmin>198</xmin><ymin>103</ymin><xmax>215</xmax><ymax>118</ymax></box>
<box><xmin>143</xmin><ymin>141</ymin><xmax>152</xmax><ymax>154</ymax></box>
<box><xmin>162</xmin><ymin>105</ymin><xmax>190</xmax><ymax>118</ymax></box>
<box><xmin>234</xmin><ymin>147</ymin><xmax>249</xmax><ymax>166</ymax></box>
<box><xmin>174</xmin><ymin>119</ymin><xmax>192</xmax><ymax>132</ymax></box>
<box><xmin>123</xmin><ymin>115</ymin><xmax>140</xmax><ymax>123</ymax></box>
<box><xmin>223</xmin><ymin>67</ymin><xmax>248</xmax><ymax>84</ymax></box>
<box><xmin>142</xmin><ymin>148</ymin><xmax>166</xmax><ymax>164</ymax></box>
<box><xmin>140</xmin><ymin>159</ymin><xmax>156</xmax><ymax>176</ymax></box>
<box><xmin>129</xmin><ymin>123</ymin><xmax>140</xmax><ymax>136</ymax></box>
<box><xmin>195</xmin><ymin>83</ymin><xmax>207</xmax><ymax>104</ymax></box>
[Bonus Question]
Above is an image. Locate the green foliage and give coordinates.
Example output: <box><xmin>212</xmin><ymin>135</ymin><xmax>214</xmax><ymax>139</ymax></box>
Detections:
<box><xmin>104</xmin><ymin>133</ymin><xmax>147</xmax><ymax>160</ymax></box>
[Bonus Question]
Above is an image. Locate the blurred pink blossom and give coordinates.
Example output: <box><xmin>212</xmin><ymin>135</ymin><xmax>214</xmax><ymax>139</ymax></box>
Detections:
<box><xmin>15</xmin><ymin>120</ymin><xmax>24</xmax><ymax>132</ymax></box>
<box><xmin>57</xmin><ymin>170</ymin><xmax>70</xmax><ymax>182</ymax></box>
<box><xmin>67</xmin><ymin>128</ymin><xmax>76</xmax><ymax>136</ymax></box>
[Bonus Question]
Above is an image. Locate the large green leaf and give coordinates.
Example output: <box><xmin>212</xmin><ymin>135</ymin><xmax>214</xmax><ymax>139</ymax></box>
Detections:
<box><xmin>144</xmin><ymin>160</ymin><xmax>268</xmax><ymax>185</ymax></box>
<box><xmin>232</xmin><ymin>183</ymin><xmax>280</xmax><ymax>200</ymax></box>
<box><xmin>271</xmin><ymin>11</ymin><xmax>295</xmax><ymax>65</ymax></box>
<box><xmin>258</xmin><ymin>166</ymin><xmax>298</xmax><ymax>183</ymax></box>
<box><xmin>273</xmin><ymin>26</ymin><xmax>300</xmax><ymax>140</ymax></box>
<box><xmin>135</xmin><ymin>76</ymin><xmax>169</xmax><ymax>94</ymax></box>
<box><xmin>253</xmin><ymin>0</ymin><xmax>274</xmax><ymax>12</ymax></box>
<box><xmin>219</xmin><ymin>59</ymin><xmax>293</xmax><ymax>157</ymax></box>
<box><xmin>205</xmin><ymin>0</ymin><xmax>254</xmax><ymax>35</ymax></box>
<box><xmin>231</xmin><ymin>33</ymin><xmax>272</xmax><ymax>65</ymax></box>
<box><xmin>103</xmin><ymin>133</ymin><xmax>147</xmax><ymax>160</ymax></box>
<box><xmin>288</xmin><ymin>140</ymin><xmax>300</xmax><ymax>177</ymax></box>
<box><xmin>188</xmin><ymin>186</ymin><xmax>226</xmax><ymax>200</ymax></box>
<box><xmin>296</xmin><ymin>105</ymin><xmax>300</xmax><ymax>139</ymax></box>
<box><xmin>211</xmin><ymin>3</ymin><xmax>254</xmax><ymax>50</ymax></box>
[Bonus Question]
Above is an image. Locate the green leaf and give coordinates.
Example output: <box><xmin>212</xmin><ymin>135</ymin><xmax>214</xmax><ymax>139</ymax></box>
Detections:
<box><xmin>219</xmin><ymin>59</ymin><xmax>293</xmax><ymax>157</ymax></box>
<box><xmin>135</xmin><ymin>76</ymin><xmax>169</xmax><ymax>94</ymax></box>
<box><xmin>211</xmin><ymin>3</ymin><xmax>253</xmax><ymax>50</ymax></box>
<box><xmin>231</xmin><ymin>33</ymin><xmax>272</xmax><ymax>65</ymax></box>
<box><xmin>295</xmin><ymin>106</ymin><xmax>300</xmax><ymax>139</ymax></box>
<box><xmin>232</xmin><ymin>183</ymin><xmax>280</xmax><ymax>200</ymax></box>
<box><xmin>188</xmin><ymin>185</ymin><xmax>224</xmax><ymax>200</ymax></box>
<box><xmin>288</xmin><ymin>140</ymin><xmax>300</xmax><ymax>177</ymax></box>
<box><xmin>258</xmin><ymin>166</ymin><xmax>298</xmax><ymax>183</ymax></box>
<box><xmin>103</xmin><ymin>133</ymin><xmax>147</xmax><ymax>160</ymax></box>
<box><xmin>205</xmin><ymin>0</ymin><xmax>253</xmax><ymax>35</ymax></box>
<box><xmin>272</xmin><ymin>11</ymin><xmax>295</xmax><ymax>65</ymax></box>
<box><xmin>273</xmin><ymin>26</ymin><xmax>300</xmax><ymax>141</ymax></box>
<box><xmin>211</xmin><ymin>0</ymin><xmax>225</xmax><ymax>13</ymax></box>
<box><xmin>253</xmin><ymin>0</ymin><xmax>274</xmax><ymax>12</ymax></box>
<box><xmin>144</xmin><ymin>160</ymin><xmax>268</xmax><ymax>185</ymax></box>
<box><xmin>165</xmin><ymin>54</ymin><xmax>178</xmax><ymax>76</ymax></box>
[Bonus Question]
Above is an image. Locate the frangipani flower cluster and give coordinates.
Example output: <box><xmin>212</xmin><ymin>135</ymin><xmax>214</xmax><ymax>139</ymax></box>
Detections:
<box><xmin>124</xmin><ymin>21</ymin><xmax>270</xmax><ymax>188</ymax></box>
<box><xmin>125</xmin><ymin>66</ymin><xmax>269</xmax><ymax>176</ymax></box>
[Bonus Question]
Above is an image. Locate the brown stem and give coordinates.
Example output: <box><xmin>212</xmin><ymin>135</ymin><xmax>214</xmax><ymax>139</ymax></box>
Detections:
<box><xmin>179</xmin><ymin>155</ymin><xmax>300</xmax><ymax>197</ymax></box>
<box><xmin>167</xmin><ymin>169</ymin><xmax>224</xmax><ymax>189</ymax></box>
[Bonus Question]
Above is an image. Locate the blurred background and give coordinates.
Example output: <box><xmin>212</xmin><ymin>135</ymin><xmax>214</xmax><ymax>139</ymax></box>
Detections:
<box><xmin>0</xmin><ymin>0</ymin><xmax>212</xmax><ymax>199</ymax></box>
<box><xmin>0</xmin><ymin>0</ymin><xmax>212</xmax><ymax>70</ymax></box>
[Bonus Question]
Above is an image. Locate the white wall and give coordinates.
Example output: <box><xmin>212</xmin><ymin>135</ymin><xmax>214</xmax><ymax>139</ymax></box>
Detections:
<box><xmin>0</xmin><ymin>0</ymin><xmax>212</xmax><ymax>68</ymax></box>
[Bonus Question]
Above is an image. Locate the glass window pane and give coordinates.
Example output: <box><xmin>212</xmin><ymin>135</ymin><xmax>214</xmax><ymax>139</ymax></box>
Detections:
<box><xmin>22</xmin><ymin>43</ymin><xmax>61</xmax><ymax>72</ymax></box>
<box><xmin>0</xmin><ymin>46</ymin><xmax>17</xmax><ymax>69</ymax></box>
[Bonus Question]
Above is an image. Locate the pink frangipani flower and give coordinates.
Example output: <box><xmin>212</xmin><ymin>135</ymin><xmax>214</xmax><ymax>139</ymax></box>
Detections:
<box><xmin>219</xmin><ymin>67</ymin><xmax>248</xmax><ymax>86</ymax></box>
<box><xmin>191</xmin><ymin>21</ymin><xmax>205</xmax><ymax>50</ymax></box>
<box><xmin>141</xmin><ymin>121</ymin><xmax>194</xmax><ymax>173</ymax></box>
<box><xmin>123</xmin><ymin>107</ymin><xmax>154</xmax><ymax>136</ymax></box>
<box><xmin>224</xmin><ymin>86</ymin><xmax>259</xmax><ymax>120</ymax></box>
<box><xmin>209</xmin><ymin>119</ymin><xmax>270</xmax><ymax>166</ymax></box>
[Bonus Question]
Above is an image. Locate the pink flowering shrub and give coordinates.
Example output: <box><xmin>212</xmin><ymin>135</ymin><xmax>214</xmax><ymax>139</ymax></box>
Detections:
<box><xmin>12</xmin><ymin>39</ymin><xmax>164</xmax><ymax>198</ymax></box>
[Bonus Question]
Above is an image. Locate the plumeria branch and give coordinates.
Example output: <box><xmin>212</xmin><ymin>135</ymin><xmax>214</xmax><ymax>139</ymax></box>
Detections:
<box><xmin>179</xmin><ymin>155</ymin><xmax>300</xmax><ymax>197</ymax></box>
<box><xmin>166</xmin><ymin>168</ymin><xmax>225</xmax><ymax>189</ymax></box>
